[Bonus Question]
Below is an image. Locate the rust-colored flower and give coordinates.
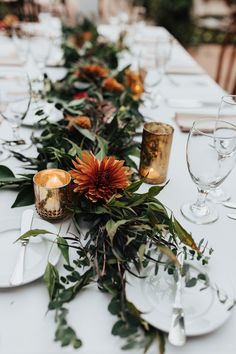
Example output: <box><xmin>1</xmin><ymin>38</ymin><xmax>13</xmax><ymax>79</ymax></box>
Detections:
<box><xmin>79</xmin><ymin>64</ymin><xmax>107</xmax><ymax>79</ymax></box>
<box><xmin>103</xmin><ymin>77</ymin><xmax>124</xmax><ymax>93</ymax></box>
<box><xmin>70</xmin><ymin>151</ymin><xmax>131</xmax><ymax>202</ymax></box>
<box><xmin>82</xmin><ymin>31</ymin><xmax>93</xmax><ymax>42</ymax></box>
<box><xmin>125</xmin><ymin>69</ymin><xmax>144</xmax><ymax>99</ymax></box>
<box><xmin>66</xmin><ymin>115</ymin><xmax>92</xmax><ymax>131</ymax></box>
<box><xmin>3</xmin><ymin>15</ymin><xmax>19</xmax><ymax>28</ymax></box>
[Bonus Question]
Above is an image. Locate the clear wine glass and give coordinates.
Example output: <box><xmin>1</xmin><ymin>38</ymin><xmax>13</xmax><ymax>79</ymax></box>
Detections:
<box><xmin>137</xmin><ymin>38</ymin><xmax>172</xmax><ymax>108</ymax></box>
<box><xmin>208</xmin><ymin>95</ymin><xmax>236</xmax><ymax>203</ymax></box>
<box><xmin>12</xmin><ymin>28</ymin><xmax>29</xmax><ymax>64</ymax></box>
<box><xmin>0</xmin><ymin>70</ymin><xmax>32</xmax><ymax>152</ymax></box>
<box><xmin>181</xmin><ymin>119</ymin><xmax>236</xmax><ymax>224</ymax></box>
<box><xmin>29</xmin><ymin>35</ymin><xmax>51</xmax><ymax>99</ymax></box>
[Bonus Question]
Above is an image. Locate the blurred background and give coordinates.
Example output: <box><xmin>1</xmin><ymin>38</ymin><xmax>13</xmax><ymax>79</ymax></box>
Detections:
<box><xmin>0</xmin><ymin>0</ymin><xmax>235</xmax><ymax>93</ymax></box>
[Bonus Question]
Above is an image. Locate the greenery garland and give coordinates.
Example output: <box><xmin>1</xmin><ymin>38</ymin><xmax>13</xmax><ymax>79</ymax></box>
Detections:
<box><xmin>0</xmin><ymin>18</ymin><xmax>212</xmax><ymax>352</ymax></box>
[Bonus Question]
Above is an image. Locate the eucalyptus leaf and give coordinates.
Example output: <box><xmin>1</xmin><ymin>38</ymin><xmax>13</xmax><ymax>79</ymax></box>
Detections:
<box><xmin>15</xmin><ymin>229</ymin><xmax>53</xmax><ymax>243</ymax></box>
<box><xmin>57</xmin><ymin>236</ymin><xmax>70</xmax><ymax>265</ymax></box>
<box><xmin>11</xmin><ymin>185</ymin><xmax>34</xmax><ymax>208</ymax></box>
<box><xmin>105</xmin><ymin>219</ymin><xmax>129</xmax><ymax>242</ymax></box>
<box><xmin>44</xmin><ymin>262</ymin><xmax>59</xmax><ymax>300</ymax></box>
<box><xmin>0</xmin><ymin>165</ymin><xmax>15</xmax><ymax>178</ymax></box>
<box><xmin>173</xmin><ymin>218</ymin><xmax>199</xmax><ymax>251</ymax></box>
<box><xmin>74</xmin><ymin>125</ymin><xmax>95</xmax><ymax>142</ymax></box>
<box><xmin>96</xmin><ymin>136</ymin><xmax>108</xmax><ymax>160</ymax></box>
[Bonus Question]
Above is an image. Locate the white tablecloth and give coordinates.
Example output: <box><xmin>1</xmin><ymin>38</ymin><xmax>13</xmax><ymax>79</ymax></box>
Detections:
<box><xmin>0</xmin><ymin>25</ymin><xmax>235</xmax><ymax>354</ymax></box>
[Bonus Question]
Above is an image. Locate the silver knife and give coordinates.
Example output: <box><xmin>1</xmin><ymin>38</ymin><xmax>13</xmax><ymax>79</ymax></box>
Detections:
<box><xmin>168</xmin><ymin>252</ymin><xmax>186</xmax><ymax>346</ymax></box>
<box><xmin>10</xmin><ymin>209</ymin><xmax>34</xmax><ymax>286</ymax></box>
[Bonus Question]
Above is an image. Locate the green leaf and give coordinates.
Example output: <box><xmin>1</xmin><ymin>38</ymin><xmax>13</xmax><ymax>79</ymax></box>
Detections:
<box><xmin>65</xmin><ymin>139</ymin><xmax>82</xmax><ymax>157</ymax></box>
<box><xmin>138</xmin><ymin>244</ymin><xmax>146</xmax><ymax>261</ymax></box>
<box><xmin>173</xmin><ymin>218</ymin><xmax>199</xmax><ymax>251</ymax></box>
<box><xmin>186</xmin><ymin>277</ymin><xmax>197</xmax><ymax>287</ymax></box>
<box><xmin>125</xmin><ymin>180</ymin><xmax>143</xmax><ymax>193</ymax></box>
<box><xmin>108</xmin><ymin>297</ymin><xmax>121</xmax><ymax>315</ymax></box>
<box><xmin>67</xmin><ymin>99</ymin><xmax>85</xmax><ymax>107</ymax></box>
<box><xmin>74</xmin><ymin>125</ymin><xmax>95</xmax><ymax>142</ymax></box>
<box><xmin>15</xmin><ymin>229</ymin><xmax>53</xmax><ymax>243</ymax></box>
<box><xmin>147</xmin><ymin>184</ymin><xmax>167</xmax><ymax>198</ymax></box>
<box><xmin>96</xmin><ymin>136</ymin><xmax>108</xmax><ymax>160</ymax></box>
<box><xmin>105</xmin><ymin>219</ymin><xmax>129</xmax><ymax>242</ymax></box>
<box><xmin>112</xmin><ymin>320</ymin><xmax>137</xmax><ymax>337</ymax></box>
<box><xmin>0</xmin><ymin>165</ymin><xmax>15</xmax><ymax>178</ymax></box>
<box><xmin>44</xmin><ymin>262</ymin><xmax>59</xmax><ymax>300</ymax></box>
<box><xmin>57</xmin><ymin>236</ymin><xmax>70</xmax><ymax>265</ymax></box>
<box><xmin>73</xmin><ymin>81</ymin><xmax>91</xmax><ymax>90</ymax></box>
<box><xmin>11</xmin><ymin>185</ymin><xmax>34</xmax><ymax>208</ymax></box>
<box><xmin>158</xmin><ymin>245</ymin><xmax>177</xmax><ymax>263</ymax></box>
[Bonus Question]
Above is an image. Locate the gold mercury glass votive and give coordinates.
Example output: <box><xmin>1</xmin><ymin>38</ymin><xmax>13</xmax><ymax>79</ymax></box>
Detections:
<box><xmin>33</xmin><ymin>169</ymin><xmax>72</xmax><ymax>221</ymax></box>
<box><xmin>139</xmin><ymin>122</ymin><xmax>174</xmax><ymax>184</ymax></box>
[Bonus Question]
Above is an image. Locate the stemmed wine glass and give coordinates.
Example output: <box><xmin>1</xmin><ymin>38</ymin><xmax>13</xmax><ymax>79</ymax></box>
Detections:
<box><xmin>137</xmin><ymin>37</ymin><xmax>172</xmax><ymax>108</ymax></box>
<box><xmin>208</xmin><ymin>95</ymin><xmax>236</xmax><ymax>203</ymax></box>
<box><xmin>29</xmin><ymin>35</ymin><xmax>51</xmax><ymax>100</ymax></box>
<box><xmin>181</xmin><ymin>119</ymin><xmax>236</xmax><ymax>224</ymax></box>
<box><xmin>12</xmin><ymin>28</ymin><xmax>29</xmax><ymax>64</ymax></box>
<box><xmin>0</xmin><ymin>70</ymin><xmax>32</xmax><ymax>152</ymax></box>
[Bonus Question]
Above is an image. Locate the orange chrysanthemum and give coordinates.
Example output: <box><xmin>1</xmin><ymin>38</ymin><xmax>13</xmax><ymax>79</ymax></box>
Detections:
<box><xmin>70</xmin><ymin>151</ymin><xmax>131</xmax><ymax>202</ymax></box>
<box><xmin>79</xmin><ymin>64</ymin><xmax>107</xmax><ymax>78</ymax></box>
<box><xmin>66</xmin><ymin>115</ymin><xmax>92</xmax><ymax>131</ymax></box>
<box><xmin>125</xmin><ymin>69</ymin><xmax>144</xmax><ymax>99</ymax></box>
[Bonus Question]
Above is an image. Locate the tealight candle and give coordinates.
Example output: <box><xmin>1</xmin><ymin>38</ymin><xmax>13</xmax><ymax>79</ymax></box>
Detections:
<box><xmin>33</xmin><ymin>169</ymin><xmax>72</xmax><ymax>221</ymax></box>
<box><xmin>139</xmin><ymin>122</ymin><xmax>174</xmax><ymax>184</ymax></box>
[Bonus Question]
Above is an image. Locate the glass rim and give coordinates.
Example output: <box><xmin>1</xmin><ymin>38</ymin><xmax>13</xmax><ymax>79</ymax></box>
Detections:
<box><xmin>143</xmin><ymin>122</ymin><xmax>174</xmax><ymax>135</ymax></box>
<box><xmin>33</xmin><ymin>168</ymin><xmax>71</xmax><ymax>189</ymax></box>
<box><xmin>192</xmin><ymin>119</ymin><xmax>236</xmax><ymax>138</ymax></box>
<box><xmin>221</xmin><ymin>95</ymin><xmax>236</xmax><ymax>106</ymax></box>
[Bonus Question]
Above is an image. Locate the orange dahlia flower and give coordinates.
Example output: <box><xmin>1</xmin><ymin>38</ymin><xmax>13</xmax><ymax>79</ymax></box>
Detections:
<box><xmin>103</xmin><ymin>77</ymin><xmax>124</xmax><ymax>93</ymax></box>
<box><xmin>79</xmin><ymin>64</ymin><xmax>107</xmax><ymax>78</ymax></box>
<box><xmin>66</xmin><ymin>115</ymin><xmax>92</xmax><ymax>131</ymax></box>
<box><xmin>70</xmin><ymin>151</ymin><xmax>131</xmax><ymax>202</ymax></box>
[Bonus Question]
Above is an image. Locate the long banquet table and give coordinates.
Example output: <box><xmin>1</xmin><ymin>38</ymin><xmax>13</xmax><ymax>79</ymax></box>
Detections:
<box><xmin>0</xmin><ymin>24</ymin><xmax>235</xmax><ymax>354</ymax></box>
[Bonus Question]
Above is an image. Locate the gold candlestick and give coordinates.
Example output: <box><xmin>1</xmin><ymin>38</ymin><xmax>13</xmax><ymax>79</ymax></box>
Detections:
<box><xmin>33</xmin><ymin>169</ymin><xmax>72</xmax><ymax>221</ymax></box>
<box><xmin>139</xmin><ymin>122</ymin><xmax>174</xmax><ymax>184</ymax></box>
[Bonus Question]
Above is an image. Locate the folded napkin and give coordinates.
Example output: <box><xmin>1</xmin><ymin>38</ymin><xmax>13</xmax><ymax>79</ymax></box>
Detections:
<box><xmin>175</xmin><ymin>112</ymin><xmax>236</xmax><ymax>133</ymax></box>
<box><xmin>0</xmin><ymin>46</ymin><xmax>24</xmax><ymax>66</ymax></box>
<box><xmin>166</xmin><ymin>65</ymin><xmax>205</xmax><ymax>75</ymax></box>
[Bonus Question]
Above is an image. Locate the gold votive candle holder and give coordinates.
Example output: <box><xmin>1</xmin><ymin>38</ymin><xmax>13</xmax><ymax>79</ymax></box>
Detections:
<box><xmin>33</xmin><ymin>169</ymin><xmax>72</xmax><ymax>221</ymax></box>
<box><xmin>139</xmin><ymin>122</ymin><xmax>174</xmax><ymax>184</ymax></box>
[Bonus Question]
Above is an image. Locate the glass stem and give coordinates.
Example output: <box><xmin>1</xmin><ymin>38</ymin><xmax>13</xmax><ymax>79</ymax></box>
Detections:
<box><xmin>12</xmin><ymin>124</ymin><xmax>21</xmax><ymax>140</ymax></box>
<box><xmin>191</xmin><ymin>188</ymin><xmax>209</xmax><ymax>216</ymax></box>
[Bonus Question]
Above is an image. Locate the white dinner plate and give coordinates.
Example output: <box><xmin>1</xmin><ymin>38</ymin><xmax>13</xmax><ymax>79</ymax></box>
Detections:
<box><xmin>126</xmin><ymin>263</ymin><xmax>234</xmax><ymax>336</ymax></box>
<box><xmin>23</xmin><ymin>102</ymin><xmax>63</xmax><ymax>127</ymax></box>
<box><xmin>0</xmin><ymin>216</ymin><xmax>60</xmax><ymax>288</ymax></box>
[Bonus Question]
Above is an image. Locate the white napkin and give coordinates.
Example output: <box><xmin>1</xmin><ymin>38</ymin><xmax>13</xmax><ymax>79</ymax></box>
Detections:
<box><xmin>174</xmin><ymin>112</ymin><xmax>236</xmax><ymax>132</ymax></box>
<box><xmin>166</xmin><ymin>65</ymin><xmax>205</xmax><ymax>75</ymax></box>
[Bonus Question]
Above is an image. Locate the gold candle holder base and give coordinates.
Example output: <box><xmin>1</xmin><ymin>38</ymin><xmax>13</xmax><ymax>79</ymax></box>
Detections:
<box><xmin>139</xmin><ymin>122</ymin><xmax>174</xmax><ymax>184</ymax></box>
<box><xmin>33</xmin><ymin>169</ymin><xmax>72</xmax><ymax>221</ymax></box>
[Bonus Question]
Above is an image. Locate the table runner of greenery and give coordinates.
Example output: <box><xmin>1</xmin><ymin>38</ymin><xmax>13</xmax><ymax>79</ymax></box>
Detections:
<box><xmin>0</xmin><ymin>19</ymin><xmax>211</xmax><ymax>353</ymax></box>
